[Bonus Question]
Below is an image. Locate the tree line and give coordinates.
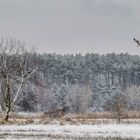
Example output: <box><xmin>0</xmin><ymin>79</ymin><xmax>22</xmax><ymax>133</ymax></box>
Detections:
<box><xmin>1</xmin><ymin>38</ymin><xmax>140</xmax><ymax>121</ymax></box>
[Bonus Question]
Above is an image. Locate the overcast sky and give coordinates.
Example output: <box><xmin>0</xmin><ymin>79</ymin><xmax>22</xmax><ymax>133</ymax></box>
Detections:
<box><xmin>0</xmin><ymin>0</ymin><xmax>140</xmax><ymax>54</ymax></box>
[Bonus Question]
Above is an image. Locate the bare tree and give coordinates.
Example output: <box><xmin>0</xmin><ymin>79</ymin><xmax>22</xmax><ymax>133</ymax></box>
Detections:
<box><xmin>106</xmin><ymin>93</ymin><xmax>127</xmax><ymax>122</ymax></box>
<box><xmin>0</xmin><ymin>38</ymin><xmax>38</xmax><ymax>121</ymax></box>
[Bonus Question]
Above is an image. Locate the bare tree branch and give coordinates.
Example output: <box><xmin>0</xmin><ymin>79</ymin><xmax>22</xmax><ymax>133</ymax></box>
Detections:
<box><xmin>133</xmin><ymin>38</ymin><xmax>140</xmax><ymax>46</ymax></box>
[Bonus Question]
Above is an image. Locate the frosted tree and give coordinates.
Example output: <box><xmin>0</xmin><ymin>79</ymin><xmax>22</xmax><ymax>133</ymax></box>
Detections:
<box><xmin>0</xmin><ymin>38</ymin><xmax>38</xmax><ymax>121</ymax></box>
<box><xmin>125</xmin><ymin>86</ymin><xmax>140</xmax><ymax>111</ymax></box>
<box><xmin>56</xmin><ymin>84</ymin><xmax>68</xmax><ymax>108</ymax></box>
<box><xmin>105</xmin><ymin>87</ymin><xmax>127</xmax><ymax>122</ymax></box>
<box><xmin>16</xmin><ymin>83</ymin><xmax>38</xmax><ymax>112</ymax></box>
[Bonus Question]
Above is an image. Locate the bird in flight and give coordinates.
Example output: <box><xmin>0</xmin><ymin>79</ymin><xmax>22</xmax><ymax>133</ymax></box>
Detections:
<box><xmin>133</xmin><ymin>38</ymin><xmax>140</xmax><ymax>46</ymax></box>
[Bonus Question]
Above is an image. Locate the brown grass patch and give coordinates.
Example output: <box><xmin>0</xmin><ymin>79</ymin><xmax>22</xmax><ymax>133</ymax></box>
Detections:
<box><xmin>0</xmin><ymin>111</ymin><xmax>140</xmax><ymax>125</ymax></box>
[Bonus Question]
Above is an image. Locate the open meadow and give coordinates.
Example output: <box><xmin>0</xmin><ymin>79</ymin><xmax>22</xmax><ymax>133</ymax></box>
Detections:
<box><xmin>0</xmin><ymin>112</ymin><xmax>140</xmax><ymax>140</ymax></box>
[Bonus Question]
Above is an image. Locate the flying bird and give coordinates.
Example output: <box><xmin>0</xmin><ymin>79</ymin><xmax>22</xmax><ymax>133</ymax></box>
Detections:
<box><xmin>133</xmin><ymin>38</ymin><xmax>140</xmax><ymax>46</ymax></box>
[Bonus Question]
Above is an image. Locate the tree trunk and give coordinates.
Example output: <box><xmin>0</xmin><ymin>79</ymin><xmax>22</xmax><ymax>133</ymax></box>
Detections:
<box><xmin>4</xmin><ymin>114</ymin><xmax>9</xmax><ymax>121</ymax></box>
<box><xmin>4</xmin><ymin>107</ymin><xmax>10</xmax><ymax>121</ymax></box>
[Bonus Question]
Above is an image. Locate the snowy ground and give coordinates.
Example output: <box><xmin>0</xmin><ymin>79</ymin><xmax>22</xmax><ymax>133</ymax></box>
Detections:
<box><xmin>0</xmin><ymin>123</ymin><xmax>140</xmax><ymax>140</ymax></box>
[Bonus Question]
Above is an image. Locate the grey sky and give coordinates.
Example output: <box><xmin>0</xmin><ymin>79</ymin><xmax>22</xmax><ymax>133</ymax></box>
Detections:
<box><xmin>0</xmin><ymin>0</ymin><xmax>140</xmax><ymax>54</ymax></box>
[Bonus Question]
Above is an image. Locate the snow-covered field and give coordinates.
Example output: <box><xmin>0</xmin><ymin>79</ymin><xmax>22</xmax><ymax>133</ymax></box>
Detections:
<box><xmin>0</xmin><ymin>123</ymin><xmax>140</xmax><ymax>140</ymax></box>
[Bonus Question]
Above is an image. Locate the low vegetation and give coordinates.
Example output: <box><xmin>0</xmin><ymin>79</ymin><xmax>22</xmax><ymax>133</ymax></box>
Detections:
<box><xmin>0</xmin><ymin>111</ymin><xmax>140</xmax><ymax>125</ymax></box>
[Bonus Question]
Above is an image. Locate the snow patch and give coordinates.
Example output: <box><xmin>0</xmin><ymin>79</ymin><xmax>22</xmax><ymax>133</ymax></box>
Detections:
<box><xmin>0</xmin><ymin>124</ymin><xmax>140</xmax><ymax>139</ymax></box>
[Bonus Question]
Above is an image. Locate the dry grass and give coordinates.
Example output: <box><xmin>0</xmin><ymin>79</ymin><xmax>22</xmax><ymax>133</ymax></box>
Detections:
<box><xmin>0</xmin><ymin>111</ymin><xmax>140</xmax><ymax>125</ymax></box>
<box><xmin>66</xmin><ymin>112</ymin><xmax>113</xmax><ymax>120</ymax></box>
<box><xmin>61</xmin><ymin>111</ymin><xmax>140</xmax><ymax>124</ymax></box>
<box><xmin>126</xmin><ymin>111</ymin><xmax>140</xmax><ymax>119</ymax></box>
<box><xmin>64</xmin><ymin>111</ymin><xmax>140</xmax><ymax>120</ymax></box>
